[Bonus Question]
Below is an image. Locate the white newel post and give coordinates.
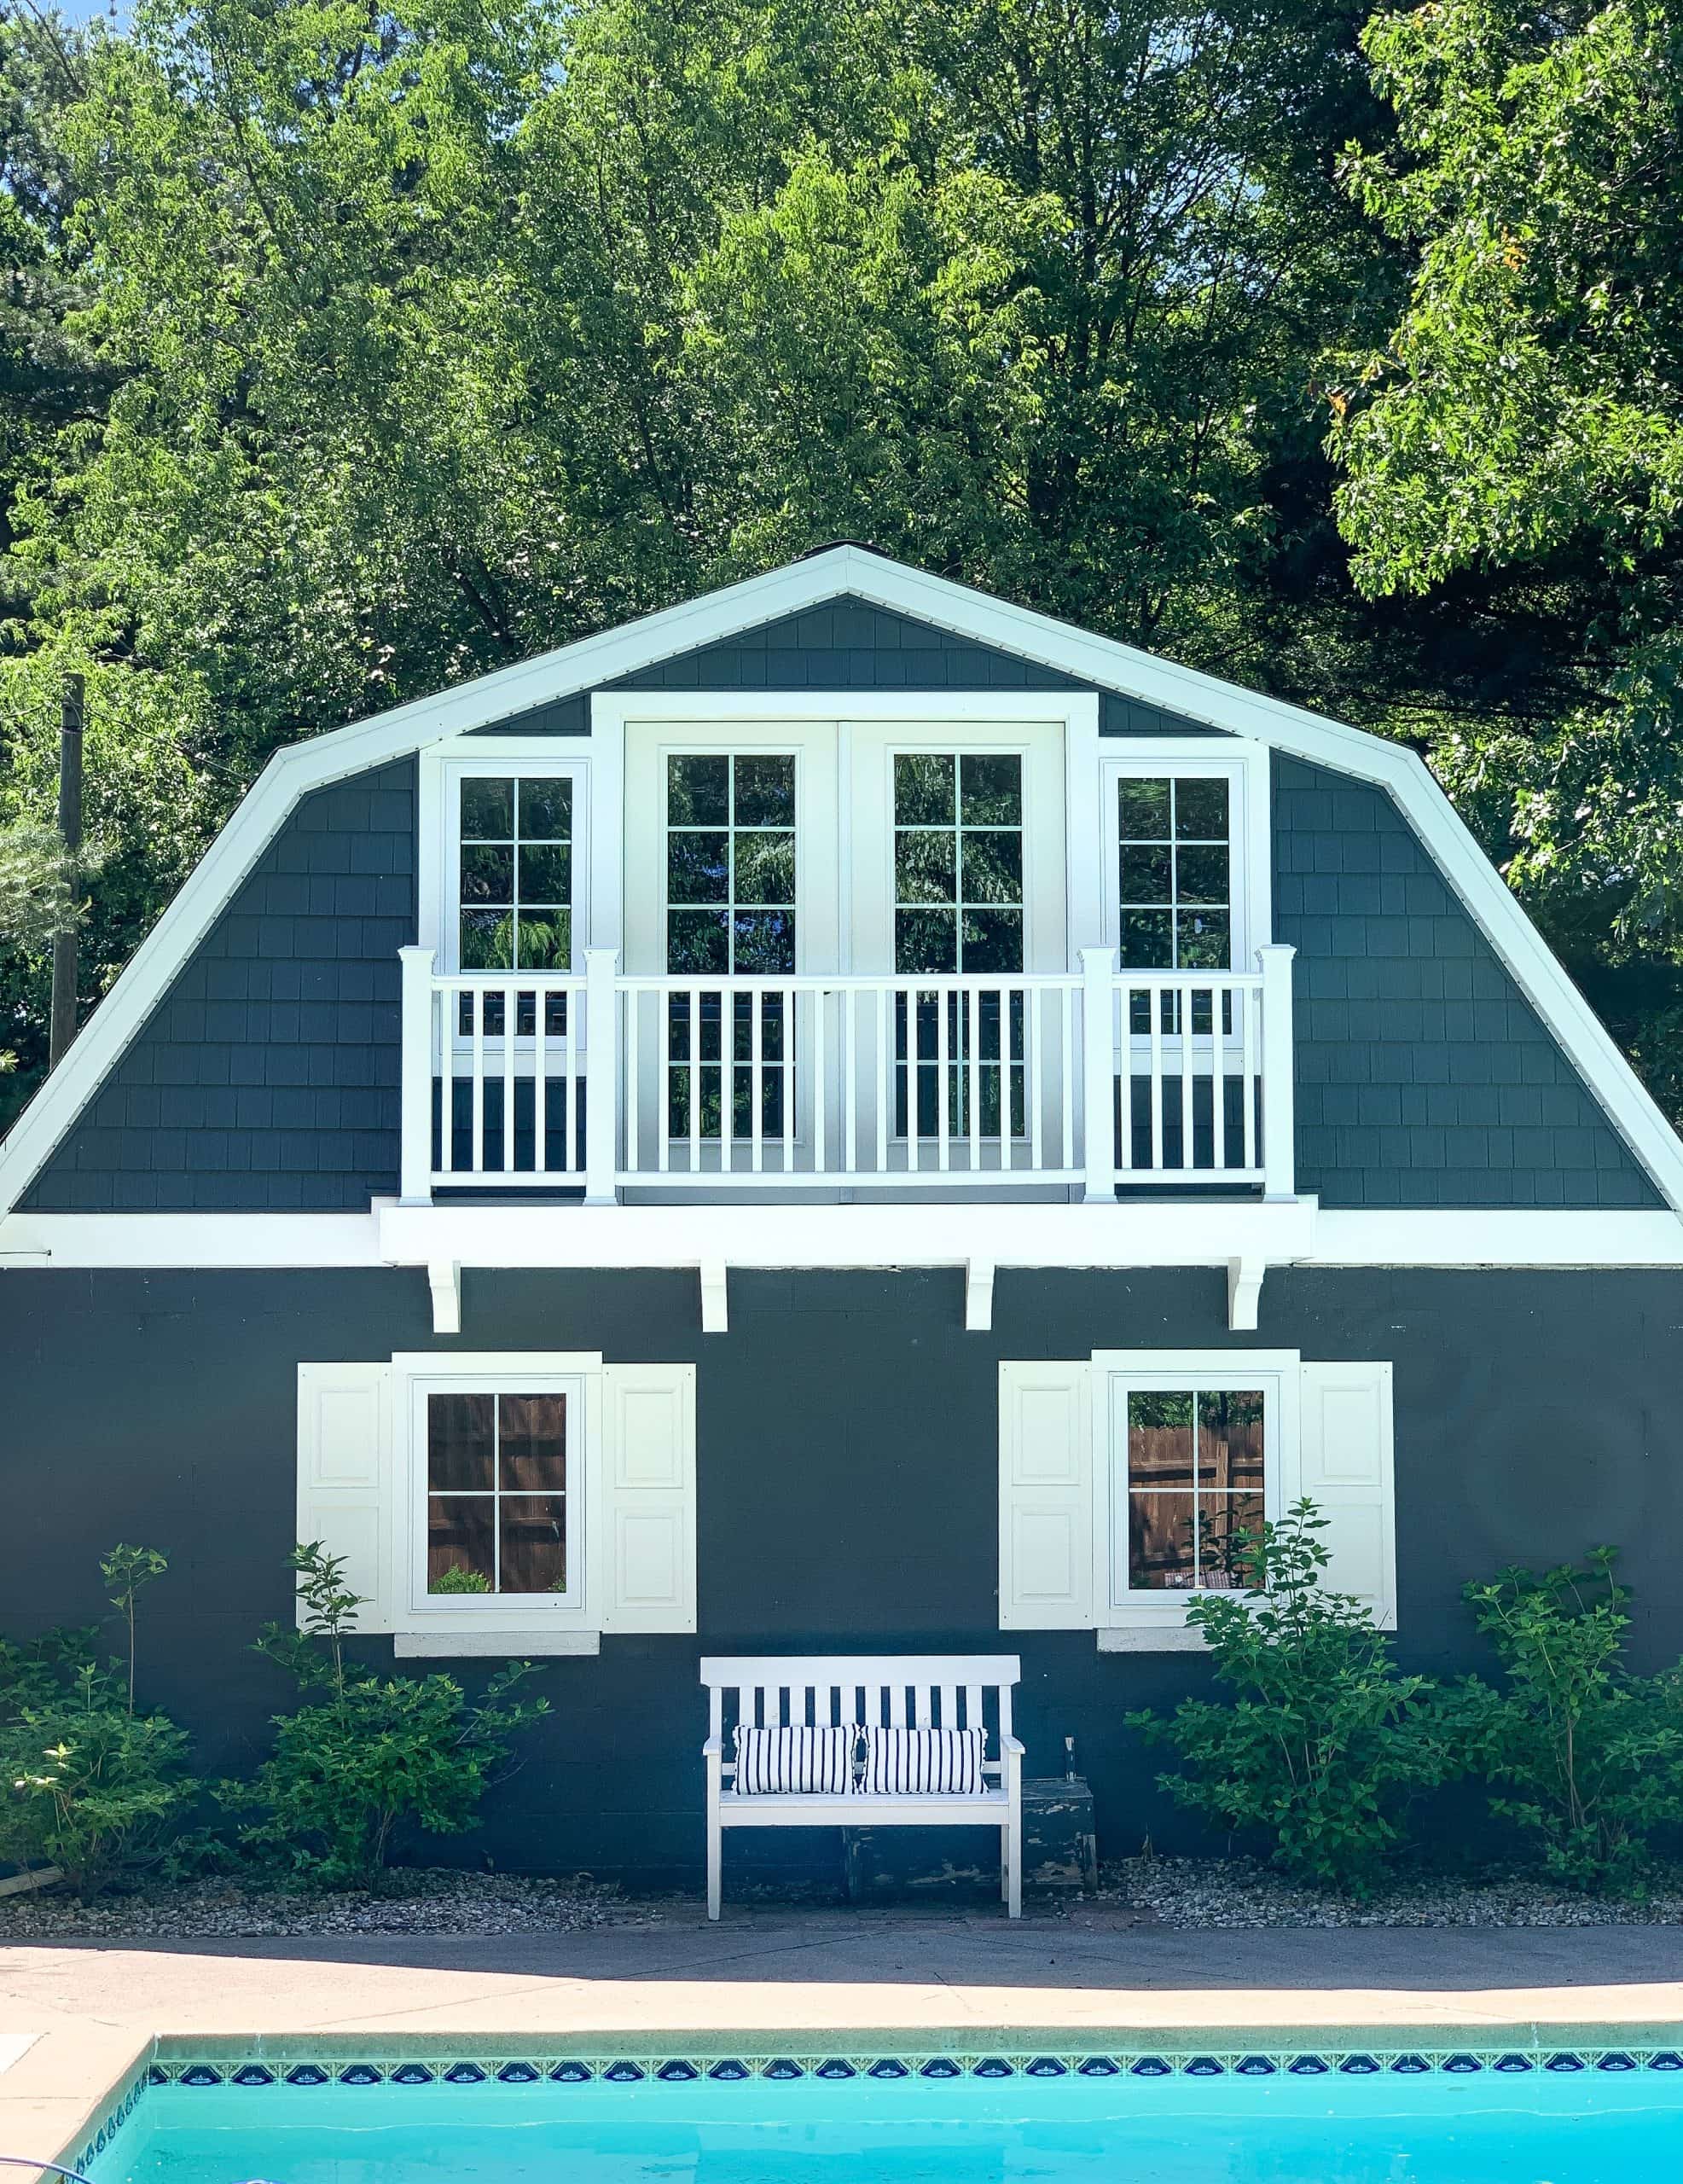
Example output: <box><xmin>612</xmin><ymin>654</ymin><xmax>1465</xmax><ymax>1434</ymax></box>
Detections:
<box><xmin>1257</xmin><ymin>943</ymin><xmax>1297</xmax><ymax>1199</ymax></box>
<box><xmin>583</xmin><ymin>947</ymin><xmax>619</xmax><ymax>1205</ymax></box>
<box><xmin>1080</xmin><ymin>946</ymin><xmax>1117</xmax><ymax>1204</ymax></box>
<box><xmin>398</xmin><ymin>945</ymin><xmax>435</xmax><ymax>1205</ymax></box>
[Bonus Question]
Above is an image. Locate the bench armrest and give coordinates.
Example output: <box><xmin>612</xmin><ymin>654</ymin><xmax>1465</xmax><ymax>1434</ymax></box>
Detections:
<box><xmin>1001</xmin><ymin>1735</ymin><xmax>1026</xmax><ymax>1757</ymax></box>
<box><xmin>703</xmin><ymin>1737</ymin><xmax>723</xmax><ymax>1759</ymax></box>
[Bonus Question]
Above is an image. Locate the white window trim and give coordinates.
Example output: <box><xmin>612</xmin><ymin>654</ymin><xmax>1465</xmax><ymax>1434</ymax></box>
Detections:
<box><xmin>420</xmin><ymin>749</ymin><xmax>598</xmax><ymax>973</ymax></box>
<box><xmin>1100</xmin><ymin>743</ymin><xmax>1272</xmax><ymax>973</ymax></box>
<box><xmin>392</xmin><ymin>1349</ymin><xmax>605</xmax><ymax>1643</ymax></box>
<box><xmin>1091</xmin><ymin>1348</ymin><xmax>1301</xmax><ymax>1635</ymax></box>
<box><xmin>595</xmin><ymin>690</ymin><xmax>1104</xmax><ymax>979</ymax></box>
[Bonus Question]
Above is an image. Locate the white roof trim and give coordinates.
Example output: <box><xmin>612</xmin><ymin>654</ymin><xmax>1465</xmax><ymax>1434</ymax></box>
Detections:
<box><xmin>5</xmin><ymin>543</ymin><xmax>1682</xmax><ymax>1213</ymax></box>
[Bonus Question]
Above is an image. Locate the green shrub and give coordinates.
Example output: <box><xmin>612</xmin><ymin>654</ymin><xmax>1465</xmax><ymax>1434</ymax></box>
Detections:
<box><xmin>429</xmin><ymin>1566</ymin><xmax>492</xmax><ymax>1594</ymax></box>
<box><xmin>0</xmin><ymin>1547</ymin><xmax>200</xmax><ymax>1894</ymax></box>
<box><xmin>1128</xmin><ymin>1500</ymin><xmax>1453</xmax><ymax>1893</ymax></box>
<box><xmin>223</xmin><ymin>1543</ymin><xmax>549</xmax><ymax>1888</ymax></box>
<box><xmin>1455</xmin><ymin>1549</ymin><xmax>1683</xmax><ymax>1891</ymax></box>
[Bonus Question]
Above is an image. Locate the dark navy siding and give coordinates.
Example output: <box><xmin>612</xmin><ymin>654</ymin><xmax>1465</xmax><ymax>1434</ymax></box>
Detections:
<box><xmin>5</xmin><ymin>1263</ymin><xmax>1682</xmax><ymax>1886</ymax></box>
<box><xmin>1275</xmin><ymin>757</ymin><xmax>1657</xmax><ymax>1208</ymax></box>
<box><xmin>479</xmin><ymin>595</ymin><xmax>1216</xmax><ymax>737</ymax></box>
<box><xmin>20</xmin><ymin>760</ymin><xmax>415</xmax><ymax>1212</ymax></box>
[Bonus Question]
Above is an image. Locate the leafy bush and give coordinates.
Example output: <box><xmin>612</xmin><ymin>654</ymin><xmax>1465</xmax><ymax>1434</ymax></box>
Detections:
<box><xmin>429</xmin><ymin>1566</ymin><xmax>491</xmax><ymax>1594</ymax></box>
<box><xmin>223</xmin><ymin>1543</ymin><xmax>549</xmax><ymax>1888</ymax></box>
<box><xmin>1129</xmin><ymin>1500</ymin><xmax>1453</xmax><ymax>1893</ymax></box>
<box><xmin>1455</xmin><ymin>1549</ymin><xmax>1683</xmax><ymax>1891</ymax></box>
<box><xmin>0</xmin><ymin>1547</ymin><xmax>200</xmax><ymax>1893</ymax></box>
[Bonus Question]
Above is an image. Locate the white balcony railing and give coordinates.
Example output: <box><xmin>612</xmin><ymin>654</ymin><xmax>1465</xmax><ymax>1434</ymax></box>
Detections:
<box><xmin>398</xmin><ymin>945</ymin><xmax>1296</xmax><ymax>1203</ymax></box>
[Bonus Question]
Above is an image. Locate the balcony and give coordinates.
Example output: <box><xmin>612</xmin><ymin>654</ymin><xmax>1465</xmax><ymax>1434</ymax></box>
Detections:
<box><xmin>398</xmin><ymin>945</ymin><xmax>1296</xmax><ymax>1205</ymax></box>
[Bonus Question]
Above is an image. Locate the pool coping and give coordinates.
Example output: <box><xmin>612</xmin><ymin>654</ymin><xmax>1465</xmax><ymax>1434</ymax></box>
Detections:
<box><xmin>44</xmin><ymin>2019</ymin><xmax>1683</xmax><ymax>2181</ymax></box>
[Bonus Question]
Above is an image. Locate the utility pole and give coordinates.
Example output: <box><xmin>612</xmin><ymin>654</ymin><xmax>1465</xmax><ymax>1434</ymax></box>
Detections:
<box><xmin>49</xmin><ymin>672</ymin><xmax>84</xmax><ymax>1070</ymax></box>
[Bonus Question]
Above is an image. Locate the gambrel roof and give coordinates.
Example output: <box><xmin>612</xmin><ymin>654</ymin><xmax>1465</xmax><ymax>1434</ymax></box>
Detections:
<box><xmin>4</xmin><ymin>543</ymin><xmax>1682</xmax><ymax>1214</ymax></box>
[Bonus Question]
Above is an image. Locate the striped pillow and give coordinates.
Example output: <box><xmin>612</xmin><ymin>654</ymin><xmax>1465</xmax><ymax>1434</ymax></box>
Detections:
<box><xmin>732</xmin><ymin>1722</ymin><xmax>856</xmax><ymax>1796</ymax></box>
<box><xmin>862</xmin><ymin>1725</ymin><xmax>988</xmax><ymax>1797</ymax></box>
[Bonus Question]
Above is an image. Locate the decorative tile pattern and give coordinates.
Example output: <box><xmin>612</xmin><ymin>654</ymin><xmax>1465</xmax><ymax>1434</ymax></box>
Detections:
<box><xmin>82</xmin><ymin>2030</ymin><xmax>1683</xmax><ymax>2176</ymax></box>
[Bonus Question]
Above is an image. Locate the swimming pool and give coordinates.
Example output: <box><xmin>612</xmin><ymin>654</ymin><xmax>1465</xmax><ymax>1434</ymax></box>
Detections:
<box><xmin>78</xmin><ymin>2043</ymin><xmax>1683</xmax><ymax>2184</ymax></box>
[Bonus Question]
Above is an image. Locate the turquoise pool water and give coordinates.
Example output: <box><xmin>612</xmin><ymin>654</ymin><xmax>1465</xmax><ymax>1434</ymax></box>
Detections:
<box><xmin>95</xmin><ymin>2064</ymin><xmax>1683</xmax><ymax>2184</ymax></box>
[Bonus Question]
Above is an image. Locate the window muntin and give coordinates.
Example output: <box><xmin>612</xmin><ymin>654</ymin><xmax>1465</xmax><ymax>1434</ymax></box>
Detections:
<box><xmin>665</xmin><ymin>752</ymin><xmax>797</xmax><ymax>975</ymax></box>
<box><xmin>1121</xmin><ymin>1381</ymin><xmax>1266</xmax><ymax>1594</ymax></box>
<box><xmin>458</xmin><ymin>777</ymin><xmax>572</xmax><ymax>973</ymax></box>
<box><xmin>426</xmin><ymin>1390</ymin><xmax>569</xmax><ymax>1597</ymax></box>
<box><xmin>1117</xmin><ymin>775</ymin><xmax>1231</xmax><ymax>973</ymax></box>
<box><xmin>894</xmin><ymin>752</ymin><xmax>1024</xmax><ymax>975</ymax></box>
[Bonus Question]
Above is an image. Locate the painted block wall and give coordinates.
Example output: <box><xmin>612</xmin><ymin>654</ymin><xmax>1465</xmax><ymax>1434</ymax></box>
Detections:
<box><xmin>4</xmin><ymin>1264</ymin><xmax>1680</xmax><ymax>1888</ymax></box>
<box><xmin>1275</xmin><ymin>758</ymin><xmax>1658</xmax><ymax>1208</ymax></box>
<box><xmin>20</xmin><ymin>760</ymin><xmax>417</xmax><ymax>1212</ymax></box>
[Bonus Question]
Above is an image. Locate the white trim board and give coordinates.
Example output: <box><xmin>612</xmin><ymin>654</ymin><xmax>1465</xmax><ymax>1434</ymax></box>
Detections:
<box><xmin>3</xmin><ymin>544</ymin><xmax>1682</xmax><ymax>1211</ymax></box>
<box><xmin>8</xmin><ymin>1200</ymin><xmax>1683</xmax><ymax>1271</ymax></box>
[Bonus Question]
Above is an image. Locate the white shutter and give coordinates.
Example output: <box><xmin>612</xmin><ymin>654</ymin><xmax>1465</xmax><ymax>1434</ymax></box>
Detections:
<box><xmin>296</xmin><ymin>1362</ymin><xmax>396</xmax><ymax>1633</ymax></box>
<box><xmin>1295</xmin><ymin>1361</ymin><xmax>1396</xmax><ymax>1629</ymax></box>
<box><xmin>998</xmin><ymin>1360</ymin><xmax>1093</xmax><ymax>1629</ymax></box>
<box><xmin>600</xmin><ymin>1362</ymin><xmax>696</xmax><ymax>1633</ymax></box>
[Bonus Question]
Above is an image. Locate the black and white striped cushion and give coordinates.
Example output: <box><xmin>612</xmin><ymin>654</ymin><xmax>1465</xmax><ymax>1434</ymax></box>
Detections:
<box><xmin>862</xmin><ymin>1725</ymin><xmax>988</xmax><ymax>1797</ymax></box>
<box><xmin>732</xmin><ymin>1722</ymin><xmax>856</xmax><ymax>1796</ymax></box>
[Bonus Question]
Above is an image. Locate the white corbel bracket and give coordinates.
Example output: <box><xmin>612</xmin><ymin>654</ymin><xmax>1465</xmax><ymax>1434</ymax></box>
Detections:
<box><xmin>1226</xmin><ymin>1255</ymin><xmax>1265</xmax><ymax>1333</ymax></box>
<box><xmin>699</xmin><ymin>1259</ymin><xmax>728</xmax><ymax>1334</ymax></box>
<box><xmin>427</xmin><ymin>1260</ymin><xmax>462</xmax><ymax>1335</ymax></box>
<box><xmin>965</xmin><ymin>1258</ymin><xmax>996</xmax><ymax>1333</ymax></box>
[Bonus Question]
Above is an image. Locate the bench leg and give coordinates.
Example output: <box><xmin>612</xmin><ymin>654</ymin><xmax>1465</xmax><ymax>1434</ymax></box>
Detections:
<box><xmin>707</xmin><ymin>1810</ymin><xmax>723</xmax><ymax>1920</ymax></box>
<box><xmin>1004</xmin><ymin>1821</ymin><xmax>1021</xmax><ymax>1920</ymax></box>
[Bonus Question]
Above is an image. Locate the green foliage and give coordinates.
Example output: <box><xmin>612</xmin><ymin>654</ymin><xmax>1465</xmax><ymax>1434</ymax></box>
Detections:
<box><xmin>1129</xmin><ymin>1501</ymin><xmax>1454</xmax><ymax>1893</ymax></box>
<box><xmin>0</xmin><ymin>816</ymin><xmax>80</xmax><ymax>946</ymax></box>
<box><xmin>224</xmin><ymin>1543</ymin><xmax>548</xmax><ymax>1887</ymax></box>
<box><xmin>1332</xmin><ymin>0</ymin><xmax>1683</xmax><ymax>1000</ymax></box>
<box><xmin>0</xmin><ymin>1546</ymin><xmax>198</xmax><ymax>1894</ymax></box>
<box><xmin>429</xmin><ymin>1566</ymin><xmax>491</xmax><ymax>1594</ymax></box>
<box><xmin>1456</xmin><ymin>1549</ymin><xmax>1683</xmax><ymax>1891</ymax></box>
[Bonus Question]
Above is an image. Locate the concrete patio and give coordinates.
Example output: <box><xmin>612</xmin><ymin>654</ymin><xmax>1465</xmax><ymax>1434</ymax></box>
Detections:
<box><xmin>4</xmin><ymin>1902</ymin><xmax>1683</xmax><ymax>2171</ymax></box>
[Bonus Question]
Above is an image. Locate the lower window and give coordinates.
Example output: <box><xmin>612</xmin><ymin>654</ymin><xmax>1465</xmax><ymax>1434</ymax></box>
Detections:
<box><xmin>1123</xmin><ymin>1384</ymin><xmax>1267</xmax><ymax>1593</ymax></box>
<box><xmin>426</xmin><ymin>1390</ymin><xmax>570</xmax><ymax>1598</ymax></box>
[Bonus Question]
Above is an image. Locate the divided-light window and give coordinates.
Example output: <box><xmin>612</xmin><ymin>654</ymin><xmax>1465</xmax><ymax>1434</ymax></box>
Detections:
<box><xmin>458</xmin><ymin>777</ymin><xmax>573</xmax><ymax>973</ymax></box>
<box><xmin>1122</xmin><ymin>1383</ymin><xmax>1266</xmax><ymax>1594</ymax></box>
<box><xmin>427</xmin><ymin>1391</ymin><xmax>570</xmax><ymax>1599</ymax></box>
<box><xmin>894</xmin><ymin>752</ymin><xmax>1024</xmax><ymax>975</ymax></box>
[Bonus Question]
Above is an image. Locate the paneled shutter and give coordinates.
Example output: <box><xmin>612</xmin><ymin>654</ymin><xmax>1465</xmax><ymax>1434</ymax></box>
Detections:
<box><xmin>1294</xmin><ymin>1362</ymin><xmax>1396</xmax><ymax>1629</ymax></box>
<box><xmin>600</xmin><ymin>1362</ymin><xmax>697</xmax><ymax>1633</ymax></box>
<box><xmin>295</xmin><ymin>1362</ymin><xmax>396</xmax><ymax>1632</ymax></box>
<box><xmin>998</xmin><ymin>1360</ymin><xmax>1093</xmax><ymax>1629</ymax></box>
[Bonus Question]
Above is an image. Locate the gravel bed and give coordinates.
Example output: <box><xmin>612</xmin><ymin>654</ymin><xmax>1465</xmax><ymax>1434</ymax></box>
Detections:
<box><xmin>0</xmin><ymin>1869</ymin><xmax>664</xmax><ymax>1941</ymax></box>
<box><xmin>1108</xmin><ymin>1855</ymin><xmax>1683</xmax><ymax>1928</ymax></box>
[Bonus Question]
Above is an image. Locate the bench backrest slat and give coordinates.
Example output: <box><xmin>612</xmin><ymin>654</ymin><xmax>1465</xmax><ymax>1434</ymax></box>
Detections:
<box><xmin>701</xmin><ymin>1655</ymin><xmax>1022</xmax><ymax>1782</ymax></box>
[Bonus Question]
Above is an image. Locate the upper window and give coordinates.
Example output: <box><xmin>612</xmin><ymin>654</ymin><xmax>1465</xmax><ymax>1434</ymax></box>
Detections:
<box><xmin>426</xmin><ymin>1387</ymin><xmax>572</xmax><ymax>1601</ymax></box>
<box><xmin>665</xmin><ymin>753</ymin><xmax>797</xmax><ymax>974</ymax></box>
<box><xmin>1117</xmin><ymin>775</ymin><xmax>1231</xmax><ymax>973</ymax></box>
<box><xmin>457</xmin><ymin>776</ymin><xmax>573</xmax><ymax>972</ymax></box>
<box><xmin>894</xmin><ymin>752</ymin><xmax>1024</xmax><ymax>974</ymax></box>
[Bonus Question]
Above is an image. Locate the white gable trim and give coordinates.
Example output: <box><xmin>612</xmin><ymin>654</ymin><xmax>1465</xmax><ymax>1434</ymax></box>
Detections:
<box><xmin>4</xmin><ymin>543</ymin><xmax>1682</xmax><ymax>1213</ymax></box>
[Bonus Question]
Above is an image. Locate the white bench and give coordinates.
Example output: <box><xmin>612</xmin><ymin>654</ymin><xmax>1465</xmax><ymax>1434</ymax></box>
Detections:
<box><xmin>700</xmin><ymin>1653</ymin><xmax>1024</xmax><ymax>1920</ymax></box>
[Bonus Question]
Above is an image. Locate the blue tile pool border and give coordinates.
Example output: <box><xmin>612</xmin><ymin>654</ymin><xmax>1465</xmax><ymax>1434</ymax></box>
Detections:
<box><xmin>70</xmin><ymin>2042</ymin><xmax>1683</xmax><ymax>2173</ymax></box>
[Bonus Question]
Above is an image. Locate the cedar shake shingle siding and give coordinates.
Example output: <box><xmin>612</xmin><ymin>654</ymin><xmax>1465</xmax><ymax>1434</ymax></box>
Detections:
<box><xmin>20</xmin><ymin>758</ymin><xmax>415</xmax><ymax>1212</ymax></box>
<box><xmin>1275</xmin><ymin>756</ymin><xmax>1657</xmax><ymax>1208</ymax></box>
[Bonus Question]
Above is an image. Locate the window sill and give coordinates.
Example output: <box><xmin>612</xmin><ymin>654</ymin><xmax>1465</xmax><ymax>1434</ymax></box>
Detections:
<box><xmin>393</xmin><ymin>1629</ymin><xmax>602</xmax><ymax>1658</ymax></box>
<box><xmin>1096</xmin><ymin>1625</ymin><xmax>1210</xmax><ymax>1653</ymax></box>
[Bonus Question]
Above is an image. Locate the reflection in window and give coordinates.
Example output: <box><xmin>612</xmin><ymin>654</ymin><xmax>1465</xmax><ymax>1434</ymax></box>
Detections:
<box><xmin>458</xmin><ymin>777</ymin><xmax>572</xmax><ymax>973</ymax></box>
<box><xmin>665</xmin><ymin>753</ymin><xmax>797</xmax><ymax>974</ymax></box>
<box><xmin>895</xmin><ymin>753</ymin><xmax>1024</xmax><ymax>974</ymax></box>
<box><xmin>1118</xmin><ymin>776</ymin><xmax>1231</xmax><ymax>970</ymax></box>
<box><xmin>427</xmin><ymin>1391</ymin><xmax>568</xmax><ymax>1595</ymax></box>
<box><xmin>664</xmin><ymin>754</ymin><xmax>797</xmax><ymax>1144</ymax></box>
<box><xmin>1125</xmin><ymin>1385</ymin><xmax>1264</xmax><ymax>1592</ymax></box>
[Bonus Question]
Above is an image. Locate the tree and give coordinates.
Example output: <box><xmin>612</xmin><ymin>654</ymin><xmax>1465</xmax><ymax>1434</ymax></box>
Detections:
<box><xmin>1331</xmin><ymin>0</ymin><xmax>1683</xmax><ymax>1072</ymax></box>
